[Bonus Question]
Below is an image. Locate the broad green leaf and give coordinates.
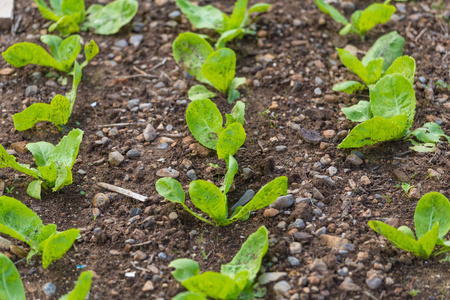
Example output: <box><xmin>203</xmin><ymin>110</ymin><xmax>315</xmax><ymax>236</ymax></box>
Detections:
<box><xmin>226</xmin><ymin>176</ymin><xmax>287</xmax><ymax>224</ymax></box>
<box><xmin>365</xmin><ymin>58</ymin><xmax>383</xmax><ymax>84</ymax></box>
<box><xmin>173</xmin><ymin>292</ymin><xmax>207</xmax><ymax>300</ymax></box>
<box><xmin>12</xmin><ymin>95</ymin><xmax>71</xmax><ymax>131</ymax></box>
<box><xmin>225</xmin><ymin>0</ymin><xmax>248</xmax><ymax>31</ymax></box>
<box><xmin>27</xmin><ymin>180</ymin><xmax>43</xmax><ymax>200</ymax></box>
<box><xmin>202</xmin><ymin>48</ymin><xmax>236</xmax><ymax>93</ymax></box>
<box><xmin>248</xmin><ymin>3</ymin><xmax>270</xmax><ymax>14</ymax></box>
<box><xmin>189</xmin><ymin>180</ymin><xmax>227</xmax><ymax>225</ymax></box>
<box><xmin>26</xmin><ymin>142</ymin><xmax>55</xmax><ymax>167</ymax></box>
<box><xmin>186</xmin><ymin>99</ymin><xmax>223</xmax><ymax>150</ymax></box>
<box><xmin>338</xmin><ymin>115</ymin><xmax>407</xmax><ymax>148</ymax></box>
<box><xmin>409</xmin><ymin>122</ymin><xmax>450</xmax><ymax>143</ymax></box>
<box><xmin>42</xmin><ymin>228</ymin><xmax>80</xmax><ymax>268</ymax></box>
<box><xmin>188</xmin><ymin>85</ymin><xmax>217</xmax><ymax>101</ymax></box>
<box><xmin>58</xmin><ymin>271</ymin><xmax>93</xmax><ymax>300</ymax></box>
<box><xmin>215</xmin><ymin>29</ymin><xmax>245</xmax><ymax>49</ymax></box>
<box><xmin>82</xmin><ymin>40</ymin><xmax>99</xmax><ymax>68</ymax></box>
<box><xmin>350</xmin><ymin>10</ymin><xmax>363</xmax><ymax>35</ymax></box>
<box><xmin>225</xmin><ymin>101</ymin><xmax>245</xmax><ymax>127</ymax></box>
<box><xmin>169</xmin><ymin>259</ymin><xmax>200</xmax><ymax>283</ymax></box>
<box><xmin>37</xmin><ymin>224</ymin><xmax>57</xmax><ymax>253</ymax></box>
<box><xmin>409</xmin><ymin>142</ymin><xmax>436</xmax><ymax>153</ymax></box>
<box><xmin>398</xmin><ymin>226</ymin><xmax>415</xmax><ymax>239</ymax></box>
<box><xmin>368</xmin><ymin>220</ymin><xmax>438</xmax><ymax>259</ymax></box>
<box><xmin>61</xmin><ymin>0</ymin><xmax>86</xmax><ymax>24</ymax></box>
<box><xmin>370</xmin><ymin>74</ymin><xmax>416</xmax><ymax>125</ymax></box>
<box><xmin>336</xmin><ymin>48</ymin><xmax>369</xmax><ymax>85</ymax></box>
<box><xmin>356</xmin><ymin>3</ymin><xmax>396</xmax><ymax>36</ymax></box>
<box><xmin>362</xmin><ymin>31</ymin><xmax>405</xmax><ymax>72</ymax></box>
<box><xmin>221</xmin><ymin>225</ymin><xmax>268</xmax><ymax>284</ymax></box>
<box><xmin>175</xmin><ymin>0</ymin><xmax>223</xmax><ymax>31</ymax></box>
<box><xmin>40</xmin><ymin>34</ymin><xmax>63</xmax><ymax>59</ymax></box>
<box><xmin>0</xmin><ymin>254</ymin><xmax>26</xmax><ymax>300</ymax></box>
<box><xmin>332</xmin><ymin>81</ymin><xmax>366</xmax><ymax>94</ymax></box>
<box><xmin>48</xmin><ymin>128</ymin><xmax>83</xmax><ymax>168</ymax></box>
<box><xmin>217</xmin><ymin>123</ymin><xmax>246</xmax><ymax>159</ymax></box>
<box><xmin>221</xmin><ymin>155</ymin><xmax>238</xmax><ymax>195</ymax></box>
<box><xmin>0</xmin><ymin>146</ymin><xmax>40</xmax><ymax>179</ymax></box>
<box><xmin>414</xmin><ymin>192</ymin><xmax>450</xmax><ymax>239</ymax></box>
<box><xmin>0</xmin><ymin>196</ymin><xmax>44</xmax><ymax>247</ymax></box>
<box><xmin>341</xmin><ymin>100</ymin><xmax>373</xmax><ymax>122</ymax></box>
<box><xmin>84</xmin><ymin>0</ymin><xmax>138</xmax><ymax>35</ymax></box>
<box><xmin>173</xmin><ymin>33</ymin><xmax>214</xmax><ymax>84</ymax></box>
<box><xmin>38</xmin><ymin>162</ymin><xmax>58</xmax><ymax>189</ymax></box>
<box><xmin>182</xmin><ymin>272</ymin><xmax>242</xmax><ymax>299</ymax></box>
<box><xmin>312</xmin><ymin>0</ymin><xmax>348</xmax><ymax>26</ymax></box>
<box><xmin>384</xmin><ymin>56</ymin><xmax>416</xmax><ymax>85</ymax></box>
<box><xmin>49</xmin><ymin>15</ymin><xmax>80</xmax><ymax>36</ymax></box>
<box><xmin>227</xmin><ymin>77</ymin><xmax>246</xmax><ymax>104</ymax></box>
<box><xmin>53</xmin><ymin>163</ymin><xmax>72</xmax><ymax>191</ymax></box>
<box><xmin>155</xmin><ymin>178</ymin><xmax>185</xmax><ymax>204</ymax></box>
<box><xmin>34</xmin><ymin>0</ymin><xmax>61</xmax><ymax>21</ymax></box>
<box><xmin>2</xmin><ymin>42</ymin><xmax>65</xmax><ymax>72</ymax></box>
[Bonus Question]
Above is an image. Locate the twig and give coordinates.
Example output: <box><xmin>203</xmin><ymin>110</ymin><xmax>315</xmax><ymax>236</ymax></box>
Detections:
<box><xmin>393</xmin><ymin>157</ymin><xmax>408</xmax><ymax>161</ymax></box>
<box><xmin>415</xmin><ymin>27</ymin><xmax>428</xmax><ymax>42</ymax></box>
<box><xmin>150</xmin><ymin>58</ymin><xmax>167</xmax><ymax>71</ymax></box>
<box><xmin>115</xmin><ymin>74</ymin><xmax>158</xmax><ymax>79</ymax></box>
<box><xmin>97</xmin><ymin>123</ymin><xmax>145</xmax><ymax>128</ymax></box>
<box><xmin>14</xmin><ymin>257</ymin><xmax>26</xmax><ymax>265</ymax></box>
<box><xmin>396</xmin><ymin>150</ymin><xmax>411</xmax><ymax>157</ymax></box>
<box><xmin>160</xmin><ymin>71</ymin><xmax>173</xmax><ymax>82</ymax></box>
<box><xmin>132</xmin><ymin>66</ymin><xmax>148</xmax><ymax>75</ymax></box>
<box><xmin>97</xmin><ymin>182</ymin><xmax>148</xmax><ymax>202</ymax></box>
<box><xmin>131</xmin><ymin>240</ymin><xmax>153</xmax><ymax>247</ymax></box>
<box><xmin>130</xmin><ymin>261</ymin><xmax>152</xmax><ymax>273</ymax></box>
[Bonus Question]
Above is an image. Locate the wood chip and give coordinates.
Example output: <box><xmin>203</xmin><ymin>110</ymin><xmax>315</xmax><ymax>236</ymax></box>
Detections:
<box><xmin>97</xmin><ymin>182</ymin><xmax>148</xmax><ymax>202</ymax></box>
<box><xmin>0</xmin><ymin>68</ymin><xmax>14</xmax><ymax>75</ymax></box>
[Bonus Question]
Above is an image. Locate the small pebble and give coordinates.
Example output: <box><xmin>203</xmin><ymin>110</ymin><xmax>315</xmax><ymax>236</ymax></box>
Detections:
<box><xmin>42</xmin><ymin>283</ymin><xmax>56</xmax><ymax>296</ymax></box>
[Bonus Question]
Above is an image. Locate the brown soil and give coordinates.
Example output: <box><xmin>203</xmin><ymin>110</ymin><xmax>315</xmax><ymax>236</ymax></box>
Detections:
<box><xmin>1</xmin><ymin>0</ymin><xmax>450</xmax><ymax>299</ymax></box>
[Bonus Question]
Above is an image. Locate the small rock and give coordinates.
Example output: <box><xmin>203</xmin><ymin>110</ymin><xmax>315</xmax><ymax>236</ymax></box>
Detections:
<box><xmin>242</xmin><ymin>168</ymin><xmax>253</xmax><ymax>180</ymax></box>
<box><xmin>357</xmin><ymin>252</ymin><xmax>370</xmax><ymax>262</ymax></box>
<box><xmin>328</xmin><ymin>166</ymin><xmax>338</xmax><ymax>176</ymax></box>
<box><xmin>385</xmin><ymin>277</ymin><xmax>394</xmax><ymax>286</ymax></box>
<box><xmin>360</xmin><ymin>175</ymin><xmax>371</xmax><ymax>185</ymax></box>
<box><xmin>126</xmin><ymin>149</ymin><xmax>141</xmax><ymax>158</ymax></box>
<box><xmin>42</xmin><ymin>282</ymin><xmax>56</xmax><ymax>296</ymax></box>
<box><xmin>115</xmin><ymin>39</ymin><xmax>128</xmax><ymax>48</ymax></box>
<box><xmin>142</xmin><ymin>280</ymin><xmax>154</xmax><ymax>292</ymax></box>
<box><xmin>129</xmin><ymin>34</ymin><xmax>143</xmax><ymax>47</ymax></box>
<box><xmin>169</xmin><ymin>212</ymin><xmax>178</xmax><ymax>220</ymax></box>
<box><xmin>339</xmin><ymin>277</ymin><xmax>361</xmax><ymax>292</ymax></box>
<box><xmin>158</xmin><ymin>252</ymin><xmax>167</xmax><ymax>260</ymax></box>
<box><xmin>134</xmin><ymin>250</ymin><xmax>147</xmax><ymax>260</ymax></box>
<box><xmin>366</xmin><ymin>276</ymin><xmax>383</xmax><ymax>290</ymax></box>
<box><xmin>157</xmin><ymin>143</ymin><xmax>168</xmax><ymax>150</ymax></box>
<box><xmin>258</xmin><ymin>272</ymin><xmax>287</xmax><ymax>285</ymax></box>
<box><xmin>293</xmin><ymin>232</ymin><xmax>313</xmax><ymax>242</ymax></box>
<box><xmin>25</xmin><ymin>85</ymin><xmax>38</xmax><ymax>96</ymax></box>
<box><xmin>314</xmin><ymin>88</ymin><xmax>322</xmax><ymax>95</ymax></box>
<box><xmin>130</xmin><ymin>208</ymin><xmax>142</xmax><ymax>217</ymax></box>
<box><xmin>290</xmin><ymin>242</ymin><xmax>302</xmax><ymax>254</ymax></box>
<box><xmin>313</xmin><ymin>174</ymin><xmax>336</xmax><ymax>187</ymax></box>
<box><xmin>168</xmin><ymin>10</ymin><xmax>181</xmax><ymax>19</ymax></box>
<box><xmin>408</xmin><ymin>187</ymin><xmax>420</xmax><ymax>199</ymax></box>
<box><xmin>12</xmin><ymin>141</ymin><xmax>28</xmax><ymax>154</ymax></box>
<box><xmin>393</xmin><ymin>169</ymin><xmax>409</xmax><ymax>182</ymax></box>
<box><xmin>156</xmin><ymin>168</ymin><xmax>180</xmax><ymax>178</ymax></box>
<box><xmin>362</xmin><ymin>209</ymin><xmax>372</xmax><ymax>218</ymax></box>
<box><xmin>93</xmin><ymin>193</ymin><xmax>109</xmax><ymax>207</ymax></box>
<box><xmin>322</xmin><ymin>130</ymin><xmax>336</xmax><ymax>139</ymax></box>
<box><xmin>270</xmin><ymin>195</ymin><xmax>294</xmax><ymax>209</ymax></box>
<box><xmin>291</xmin><ymin>202</ymin><xmax>312</xmax><ymax>221</ymax></box>
<box><xmin>144</xmin><ymin>124</ymin><xmax>157</xmax><ymax>141</ymax></box>
<box><xmin>386</xmin><ymin>218</ymin><xmax>399</xmax><ymax>228</ymax></box>
<box><xmin>288</xmin><ymin>219</ymin><xmax>306</xmax><ymax>229</ymax></box>
<box><xmin>109</xmin><ymin>151</ymin><xmax>125</xmax><ymax>166</ymax></box>
<box><xmin>288</xmin><ymin>256</ymin><xmax>300</xmax><ymax>266</ymax></box>
<box><xmin>276</xmin><ymin>145</ymin><xmax>287</xmax><ymax>152</ymax></box>
<box><xmin>310</xmin><ymin>259</ymin><xmax>328</xmax><ymax>273</ymax></box>
<box><xmin>127</xmin><ymin>99</ymin><xmax>140</xmax><ymax>109</ymax></box>
<box><xmin>320</xmin><ymin>234</ymin><xmax>347</xmax><ymax>249</ymax></box>
<box><xmin>346</xmin><ymin>153</ymin><xmax>363</xmax><ymax>165</ymax></box>
<box><xmin>174</xmin><ymin>79</ymin><xmax>187</xmax><ymax>90</ymax></box>
<box><xmin>299</xmin><ymin>128</ymin><xmax>322</xmax><ymax>144</ymax></box>
<box><xmin>189</xmin><ymin>143</ymin><xmax>209</xmax><ymax>158</ymax></box>
<box><xmin>273</xmin><ymin>281</ymin><xmax>292</xmax><ymax>295</ymax></box>
<box><xmin>263</xmin><ymin>208</ymin><xmax>279</xmax><ymax>217</ymax></box>
<box><xmin>187</xmin><ymin>169</ymin><xmax>197</xmax><ymax>181</ymax></box>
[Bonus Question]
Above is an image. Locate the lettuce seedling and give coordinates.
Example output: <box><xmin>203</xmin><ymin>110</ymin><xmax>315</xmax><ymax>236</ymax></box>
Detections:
<box><xmin>186</xmin><ymin>99</ymin><xmax>246</xmax><ymax>157</ymax></box>
<box><xmin>339</xmin><ymin>73</ymin><xmax>415</xmax><ymax>148</ymax></box>
<box><xmin>169</xmin><ymin>226</ymin><xmax>268</xmax><ymax>299</ymax></box>
<box><xmin>173</xmin><ymin>33</ymin><xmax>247</xmax><ymax>103</ymax></box>
<box><xmin>0</xmin><ymin>196</ymin><xmax>80</xmax><ymax>268</ymax></box>
<box><xmin>34</xmin><ymin>0</ymin><xmax>85</xmax><ymax>36</ymax></box>
<box><xmin>369</xmin><ymin>192</ymin><xmax>450</xmax><ymax>259</ymax></box>
<box><xmin>176</xmin><ymin>0</ymin><xmax>269</xmax><ymax>48</ymax></box>
<box><xmin>0</xmin><ymin>253</ymin><xmax>93</xmax><ymax>300</ymax></box>
<box><xmin>405</xmin><ymin>122</ymin><xmax>450</xmax><ymax>153</ymax></box>
<box><xmin>313</xmin><ymin>0</ymin><xmax>395</xmax><ymax>39</ymax></box>
<box><xmin>0</xmin><ymin>129</ymin><xmax>83</xmax><ymax>199</ymax></box>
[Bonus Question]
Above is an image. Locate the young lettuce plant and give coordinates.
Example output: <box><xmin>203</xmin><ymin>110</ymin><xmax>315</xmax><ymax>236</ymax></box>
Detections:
<box><xmin>313</xmin><ymin>0</ymin><xmax>396</xmax><ymax>39</ymax></box>
<box><xmin>0</xmin><ymin>196</ymin><xmax>80</xmax><ymax>268</ymax></box>
<box><xmin>333</xmin><ymin>33</ymin><xmax>412</xmax><ymax>94</ymax></box>
<box><xmin>169</xmin><ymin>226</ymin><xmax>269</xmax><ymax>299</ymax></box>
<box><xmin>175</xmin><ymin>0</ymin><xmax>270</xmax><ymax>48</ymax></box>
<box><xmin>404</xmin><ymin>122</ymin><xmax>450</xmax><ymax>153</ymax></box>
<box><xmin>369</xmin><ymin>192</ymin><xmax>450</xmax><ymax>259</ymax></box>
<box><xmin>0</xmin><ymin>129</ymin><xmax>83</xmax><ymax>199</ymax></box>
<box><xmin>339</xmin><ymin>73</ymin><xmax>415</xmax><ymax>148</ymax></box>
<box><xmin>173</xmin><ymin>33</ymin><xmax>246</xmax><ymax>103</ymax></box>
<box><xmin>0</xmin><ymin>253</ymin><xmax>93</xmax><ymax>300</ymax></box>
<box><xmin>34</xmin><ymin>0</ymin><xmax>85</xmax><ymax>36</ymax></box>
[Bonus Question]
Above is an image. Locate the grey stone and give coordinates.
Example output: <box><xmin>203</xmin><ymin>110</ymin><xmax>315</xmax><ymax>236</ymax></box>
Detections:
<box><xmin>158</xmin><ymin>252</ymin><xmax>167</xmax><ymax>260</ymax></box>
<box><xmin>338</xmin><ymin>267</ymin><xmax>348</xmax><ymax>276</ymax></box>
<box><xmin>166</xmin><ymin>124</ymin><xmax>173</xmax><ymax>132</ymax></box>
<box><xmin>289</xmin><ymin>242</ymin><xmax>302</xmax><ymax>254</ymax></box>
<box><xmin>310</xmin><ymin>259</ymin><xmax>328</xmax><ymax>273</ymax></box>
<box><xmin>242</xmin><ymin>168</ymin><xmax>253</xmax><ymax>180</ymax></box>
<box><xmin>366</xmin><ymin>277</ymin><xmax>383</xmax><ymax>290</ymax></box>
<box><xmin>25</xmin><ymin>85</ymin><xmax>38</xmax><ymax>96</ymax></box>
<box><xmin>43</xmin><ymin>283</ymin><xmax>56</xmax><ymax>296</ymax></box>
<box><xmin>115</xmin><ymin>39</ymin><xmax>128</xmax><ymax>48</ymax></box>
<box><xmin>187</xmin><ymin>169</ymin><xmax>197</xmax><ymax>181</ymax></box>
<box><xmin>144</xmin><ymin>124</ymin><xmax>157</xmax><ymax>141</ymax></box>
<box><xmin>132</xmin><ymin>22</ymin><xmax>144</xmax><ymax>32</ymax></box>
<box><xmin>346</xmin><ymin>153</ymin><xmax>363</xmax><ymax>165</ymax></box>
<box><xmin>313</xmin><ymin>208</ymin><xmax>323</xmax><ymax>216</ymax></box>
<box><xmin>314</xmin><ymin>226</ymin><xmax>326</xmax><ymax>237</ymax></box>
<box><xmin>288</xmin><ymin>218</ymin><xmax>306</xmax><ymax>229</ymax></box>
<box><xmin>295</xmin><ymin>198</ymin><xmax>311</xmax><ymax>204</ymax></box>
<box><xmin>270</xmin><ymin>194</ymin><xmax>294</xmax><ymax>209</ymax></box>
<box><xmin>174</xmin><ymin>79</ymin><xmax>187</xmax><ymax>90</ymax></box>
<box><xmin>130</xmin><ymin>208</ymin><xmax>142</xmax><ymax>217</ymax></box>
<box><xmin>169</xmin><ymin>212</ymin><xmax>178</xmax><ymax>220</ymax></box>
<box><xmin>313</xmin><ymin>174</ymin><xmax>336</xmax><ymax>187</ymax></box>
<box><xmin>287</xmin><ymin>256</ymin><xmax>300</xmax><ymax>266</ymax></box>
<box><xmin>314</xmin><ymin>87</ymin><xmax>322</xmax><ymax>95</ymax></box>
<box><xmin>129</xmin><ymin>34</ymin><xmax>143</xmax><ymax>47</ymax></box>
<box><xmin>109</xmin><ymin>151</ymin><xmax>124</xmax><ymax>166</ymax></box>
<box><xmin>158</xmin><ymin>143</ymin><xmax>168</xmax><ymax>150</ymax></box>
<box><xmin>109</xmin><ymin>128</ymin><xmax>119</xmax><ymax>137</ymax></box>
<box><xmin>258</xmin><ymin>272</ymin><xmax>287</xmax><ymax>285</ymax></box>
<box><xmin>126</xmin><ymin>149</ymin><xmax>141</xmax><ymax>158</ymax></box>
<box><xmin>299</xmin><ymin>128</ymin><xmax>322</xmax><ymax>144</ymax></box>
<box><xmin>328</xmin><ymin>166</ymin><xmax>338</xmax><ymax>176</ymax></box>
<box><xmin>273</xmin><ymin>280</ymin><xmax>292</xmax><ymax>295</ymax></box>
<box><xmin>315</xmin><ymin>77</ymin><xmax>324</xmax><ymax>86</ymax></box>
<box><xmin>339</xmin><ymin>277</ymin><xmax>361</xmax><ymax>292</ymax></box>
<box><xmin>127</xmin><ymin>99</ymin><xmax>140</xmax><ymax>109</ymax></box>
<box><xmin>45</xmin><ymin>80</ymin><xmax>58</xmax><ymax>88</ymax></box>
<box><xmin>77</xmin><ymin>169</ymin><xmax>86</xmax><ymax>175</ymax></box>
<box><xmin>154</xmin><ymin>82</ymin><xmax>165</xmax><ymax>89</ymax></box>
<box><xmin>176</xmin><ymin>100</ymin><xmax>187</xmax><ymax>106</ymax></box>
<box><xmin>168</xmin><ymin>10</ymin><xmax>181</xmax><ymax>19</ymax></box>
<box><xmin>276</xmin><ymin>145</ymin><xmax>287</xmax><ymax>152</ymax></box>
<box><xmin>231</xmin><ymin>190</ymin><xmax>255</xmax><ymax>211</ymax></box>
<box><xmin>139</xmin><ymin>103</ymin><xmax>152</xmax><ymax>110</ymax></box>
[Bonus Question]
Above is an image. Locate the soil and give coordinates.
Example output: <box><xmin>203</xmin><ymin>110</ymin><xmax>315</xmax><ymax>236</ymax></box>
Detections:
<box><xmin>1</xmin><ymin>0</ymin><xmax>450</xmax><ymax>299</ymax></box>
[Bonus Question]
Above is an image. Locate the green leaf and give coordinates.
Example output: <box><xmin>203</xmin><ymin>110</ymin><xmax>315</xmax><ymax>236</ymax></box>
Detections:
<box><xmin>409</xmin><ymin>142</ymin><xmax>436</xmax><ymax>153</ymax></box>
<box><xmin>338</xmin><ymin>115</ymin><xmax>407</xmax><ymax>148</ymax></box>
<box><xmin>341</xmin><ymin>100</ymin><xmax>373</xmax><ymax>122</ymax></box>
<box><xmin>40</xmin><ymin>34</ymin><xmax>63</xmax><ymax>59</ymax></box>
<box><xmin>362</xmin><ymin>31</ymin><xmax>405</xmax><ymax>72</ymax></box>
<box><xmin>37</xmin><ymin>224</ymin><xmax>57</xmax><ymax>253</ymax></box>
<box><xmin>225</xmin><ymin>101</ymin><xmax>245</xmax><ymax>127</ymax></box>
<box><xmin>189</xmin><ymin>180</ymin><xmax>227</xmax><ymax>225</ymax></box>
<box><xmin>338</xmin><ymin>23</ymin><xmax>352</xmax><ymax>35</ymax></box>
<box><xmin>0</xmin><ymin>196</ymin><xmax>44</xmax><ymax>248</ymax></box>
<box><xmin>227</xmin><ymin>77</ymin><xmax>246</xmax><ymax>104</ymax></box>
<box><xmin>365</xmin><ymin>58</ymin><xmax>383</xmax><ymax>84</ymax></box>
<box><xmin>173</xmin><ymin>33</ymin><xmax>214</xmax><ymax>84</ymax></box>
<box><xmin>221</xmin><ymin>226</ymin><xmax>268</xmax><ymax>284</ymax></box>
<box><xmin>2</xmin><ymin>42</ymin><xmax>65</xmax><ymax>72</ymax></box>
<box><xmin>0</xmin><ymin>145</ymin><xmax>40</xmax><ymax>179</ymax></box>
<box><xmin>384</xmin><ymin>56</ymin><xmax>416</xmax><ymax>85</ymax></box>
<box><xmin>332</xmin><ymin>81</ymin><xmax>366</xmax><ymax>94</ymax></box>
<box><xmin>336</xmin><ymin>48</ymin><xmax>369</xmax><ymax>85</ymax></box>
<box><xmin>414</xmin><ymin>192</ymin><xmax>450</xmax><ymax>239</ymax></box>
<box><xmin>221</xmin><ymin>155</ymin><xmax>238</xmax><ymax>195</ymax></box>
<box><xmin>175</xmin><ymin>0</ymin><xmax>223</xmax><ymax>31</ymax></box>
<box><xmin>313</xmin><ymin>0</ymin><xmax>348</xmax><ymax>26</ymax></box>
<box><xmin>186</xmin><ymin>99</ymin><xmax>223</xmax><ymax>150</ymax></box>
<box><xmin>42</xmin><ymin>228</ymin><xmax>80</xmax><ymax>268</ymax></box>
<box><xmin>0</xmin><ymin>253</ymin><xmax>26</xmax><ymax>300</ymax></box>
<box><xmin>182</xmin><ymin>272</ymin><xmax>242</xmax><ymax>299</ymax></box>
<box><xmin>202</xmin><ymin>48</ymin><xmax>236</xmax><ymax>93</ymax></box>
<box><xmin>215</xmin><ymin>29</ymin><xmax>245</xmax><ymax>49</ymax></box>
<box><xmin>409</xmin><ymin>122</ymin><xmax>450</xmax><ymax>143</ymax></box>
<box><xmin>217</xmin><ymin>123</ymin><xmax>246</xmax><ymax>159</ymax></box>
<box><xmin>225</xmin><ymin>176</ymin><xmax>287</xmax><ymax>224</ymax></box>
<box><xmin>169</xmin><ymin>259</ymin><xmax>200</xmax><ymax>283</ymax></box>
<box><xmin>49</xmin><ymin>128</ymin><xmax>83</xmax><ymax>168</ymax></box>
<box><xmin>173</xmin><ymin>292</ymin><xmax>207</xmax><ymax>300</ymax></box>
<box><xmin>61</xmin><ymin>0</ymin><xmax>86</xmax><ymax>24</ymax></box>
<box><xmin>49</xmin><ymin>15</ymin><xmax>80</xmax><ymax>36</ymax></box>
<box><xmin>66</xmin><ymin>61</ymin><xmax>82</xmax><ymax>111</ymax></box>
<box><xmin>155</xmin><ymin>178</ymin><xmax>185</xmax><ymax>204</ymax></box>
<box><xmin>398</xmin><ymin>226</ymin><xmax>415</xmax><ymax>239</ymax></box>
<box><xmin>12</xmin><ymin>95</ymin><xmax>71</xmax><ymax>131</ymax></box>
<box><xmin>188</xmin><ymin>85</ymin><xmax>217</xmax><ymax>101</ymax></box>
<box><xmin>27</xmin><ymin>180</ymin><xmax>43</xmax><ymax>200</ymax></box>
<box><xmin>248</xmin><ymin>3</ymin><xmax>270</xmax><ymax>14</ymax></box>
<box><xmin>58</xmin><ymin>271</ymin><xmax>93</xmax><ymax>300</ymax></box>
<box><xmin>84</xmin><ymin>0</ymin><xmax>138</xmax><ymax>35</ymax></box>
<box><xmin>81</xmin><ymin>39</ymin><xmax>99</xmax><ymax>68</ymax></box>
<box><xmin>34</xmin><ymin>0</ymin><xmax>62</xmax><ymax>21</ymax></box>
<box><xmin>370</xmin><ymin>74</ymin><xmax>416</xmax><ymax>125</ymax></box>
<box><xmin>26</xmin><ymin>142</ymin><xmax>55</xmax><ymax>167</ymax></box>
<box><xmin>368</xmin><ymin>220</ymin><xmax>438</xmax><ymax>259</ymax></box>
<box><xmin>225</xmin><ymin>0</ymin><xmax>248</xmax><ymax>31</ymax></box>
<box><xmin>356</xmin><ymin>3</ymin><xmax>396</xmax><ymax>36</ymax></box>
